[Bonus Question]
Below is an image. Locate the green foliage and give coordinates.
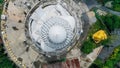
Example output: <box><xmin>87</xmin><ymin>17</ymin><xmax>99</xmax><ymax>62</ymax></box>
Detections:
<box><xmin>81</xmin><ymin>19</ymin><xmax>110</xmax><ymax>54</ymax></box>
<box><xmin>101</xmin><ymin>35</ymin><xmax>112</xmax><ymax>45</ymax></box>
<box><xmin>90</xmin><ymin>58</ymin><xmax>103</xmax><ymax>68</ymax></box>
<box><xmin>81</xmin><ymin>40</ymin><xmax>96</xmax><ymax>54</ymax></box>
<box><xmin>48</xmin><ymin>57</ymin><xmax>66</xmax><ymax>64</ymax></box>
<box><xmin>0</xmin><ymin>44</ymin><xmax>17</xmax><ymax>68</ymax></box>
<box><xmin>112</xmin><ymin>0</ymin><xmax>120</xmax><ymax>11</ymax></box>
<box><xmin>0</xmin><ymin>1</ymin><xmax>17</xmax><ymax>67</ymax></box>
<box><xmin>0</xmin><ymin>57</ymin><xmax>15</xmax><ymax>68</ymax></box>
<box><xmin>114</xmin><ymin>0</ymin><xmax>120</xmax><ymax>3</ymax></box>
<box><xmin>97</xmin><ymin>0</ymin><xmax>120</xmax><ymax>12</ymax></box>
<box><xmin>103</xmin><ymin>45</ymin><xmax>120</xmax><ymax>68</ymax></box>
<box><xmin>101</xmin><ymin>14</ymin><xmax>120</xmax><ymax>32</ymax></box>
<box><xmin>110</xmin><ymin>46</ymin><xmax>120</xmax><ymax>60</ymax></box>
<box><xmin>88</xmin><ymin>20</ymin><xmax>106</xmax><ymax>36</ymax></box>
<box><xmin>112</xmin><ymin>3</ymin><xmax>120</xmax><ymax>12</ymax></box>
<box><xmin>91</xmin><ymin>45</ymin><xmax>120</xmax><ymax>68</ymax></box>
<box><xmin>0</xmin><ymin>0</ymin><xmax>3</xmax><ymax>4</ymax></box>
<box><xmin>0</xmin><ymin>9</ymin><xmax>2</xmax><ymax>14</ymax></box>
<box><xmin>104</xmin><ymin>60</ymin><xmax>114</xmax><ymax>68</ymax></box>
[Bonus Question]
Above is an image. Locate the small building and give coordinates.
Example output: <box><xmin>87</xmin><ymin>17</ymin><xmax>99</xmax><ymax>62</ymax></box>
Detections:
<box><xmin>1</xmin><ymin>14</ymin><xmax>6</xmax><ymax>20</ymax></box>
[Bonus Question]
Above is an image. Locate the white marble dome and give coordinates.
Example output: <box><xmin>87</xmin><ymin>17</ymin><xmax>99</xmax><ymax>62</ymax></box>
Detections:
<box><xmin>48</xmin><ymin>25</ymin><xmax>67</xmax><ymax>44</ymax></box>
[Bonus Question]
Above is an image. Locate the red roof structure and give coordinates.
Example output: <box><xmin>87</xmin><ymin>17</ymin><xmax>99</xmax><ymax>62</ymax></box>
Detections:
<box><xmin>0</xmin><ymin>37</ymin><xmax>3</xmax><ymax>44</ymax></box>
<box><xmin>42</xmin><ymin>58</ymin><xmax>80</xmax><ymax>68</ymax></box>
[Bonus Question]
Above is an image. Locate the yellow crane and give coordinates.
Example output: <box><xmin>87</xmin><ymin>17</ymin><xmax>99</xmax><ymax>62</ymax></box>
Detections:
<box><xmin>92</xmin><ymin>30</ymin><xmax>107</xmax><ymax>43</ymax></box>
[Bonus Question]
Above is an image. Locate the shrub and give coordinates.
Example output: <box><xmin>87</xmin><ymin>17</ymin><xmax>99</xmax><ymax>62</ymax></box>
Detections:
<box><xmin>81</xmin><ymin>41</ymin><xmax>96</xmax><ymax>54</ymax></box>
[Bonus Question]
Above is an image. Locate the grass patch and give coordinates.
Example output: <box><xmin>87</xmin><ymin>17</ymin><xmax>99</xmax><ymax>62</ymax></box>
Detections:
<box><xmin>81</xmin><ymin>20</ymin><xmax>109</xmax><ymax>54</ymax></box>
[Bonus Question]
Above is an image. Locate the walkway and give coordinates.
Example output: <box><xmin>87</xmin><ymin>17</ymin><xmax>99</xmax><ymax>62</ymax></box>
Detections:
<box><xmin>98</xmin><ymin>29</ymin><xmax>120</xmax><ymax>61</ymax></box>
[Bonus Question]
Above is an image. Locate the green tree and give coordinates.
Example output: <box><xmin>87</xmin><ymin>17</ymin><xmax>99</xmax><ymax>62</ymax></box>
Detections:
<box><xmin>104</xmin><ymin>60</ymin><xmax>114</xmax><ymax>68</ymax></box>
<box><xmin>81</xmin><ymin>41</ymin><xmax>96</xmax><ymax>54</ymax></box>
<box><xmin>90</xmin><ymin>58</ymin><xmax>103</xmax><ymax>68</ymax></box>
<box><xmin>0</xmin><ymin>0</ymin><xmax>3</xmax><ymax>4</ymax></box>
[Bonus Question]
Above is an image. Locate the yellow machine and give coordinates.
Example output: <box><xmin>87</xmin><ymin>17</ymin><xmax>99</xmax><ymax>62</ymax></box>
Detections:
<box><xmin>92</xmin><ymin>30</ymin><xmax>107</xmax><ymax>43</ymax></box>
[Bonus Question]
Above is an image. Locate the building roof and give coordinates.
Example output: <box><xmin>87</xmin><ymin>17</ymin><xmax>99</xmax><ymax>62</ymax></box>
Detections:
<box><xmin>42</xmin><ymin>58</ymin><xmax>80</xmax><ymax>68</ymax></box>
